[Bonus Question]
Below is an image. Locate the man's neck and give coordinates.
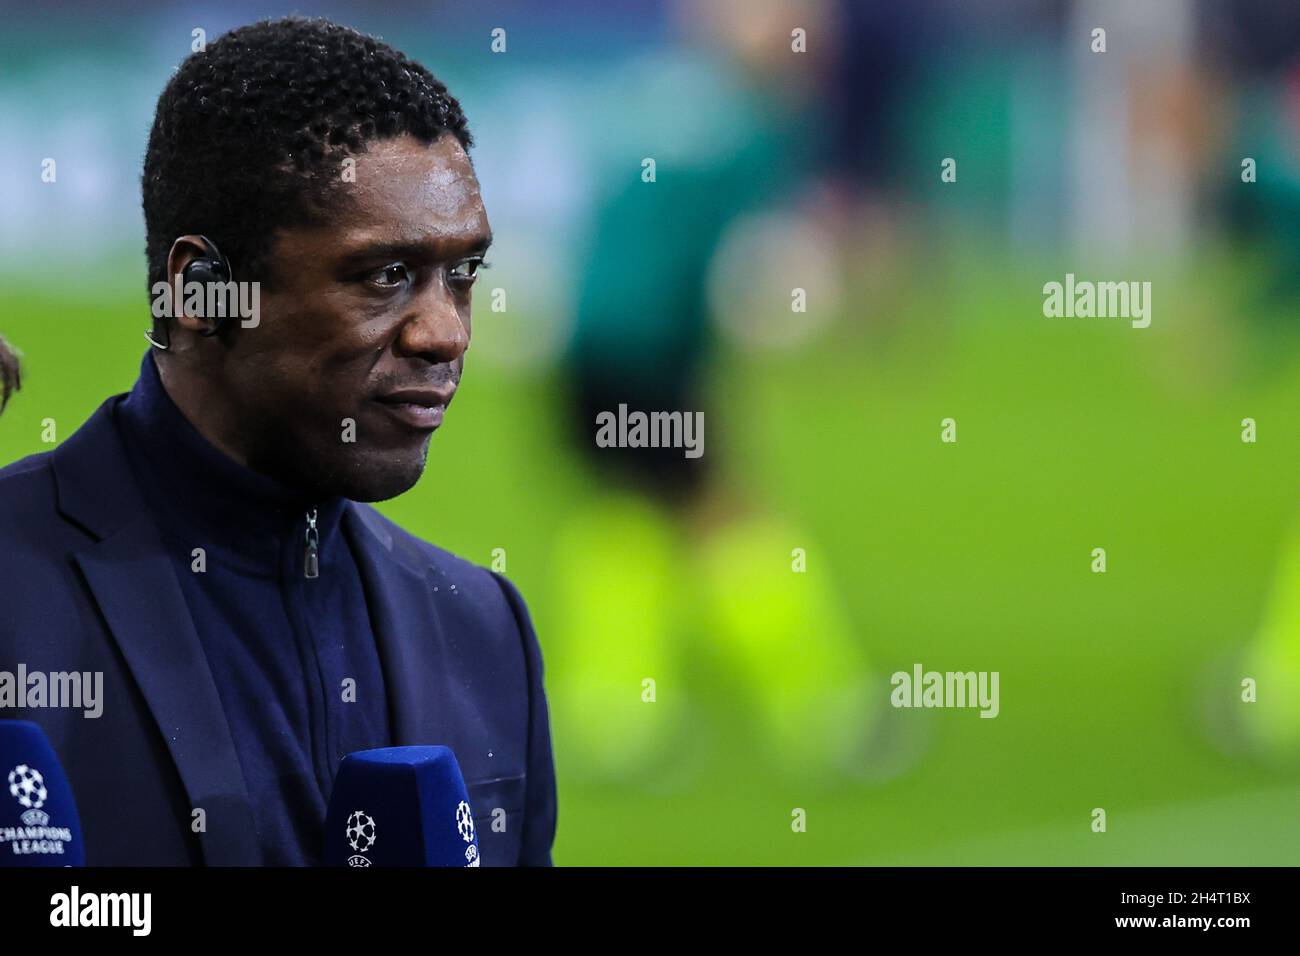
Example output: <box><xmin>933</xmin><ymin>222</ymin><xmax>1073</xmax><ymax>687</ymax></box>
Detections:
<box><xmin>152</xmin><ymin>352</ymin><xmax>254</xmax><ymax>470</ymax></box>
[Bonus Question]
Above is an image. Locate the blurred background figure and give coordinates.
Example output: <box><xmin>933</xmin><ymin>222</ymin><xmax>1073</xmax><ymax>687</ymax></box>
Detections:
<box><xmin>555</xmin><ymin>0</ymin><xmax>876</xmax><ymax>785</ymax></box>
<box><xmin>0</xmin><ymin>0</ymin><xmax>1297</xmax><ymax>863</ymax></box>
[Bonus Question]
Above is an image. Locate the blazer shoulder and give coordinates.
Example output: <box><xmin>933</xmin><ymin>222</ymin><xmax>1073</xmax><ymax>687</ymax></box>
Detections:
<box><xmin>347</xmin><ymin>502</ymin><xmax>526</xmax><ymax>623</ymax></box>
<box><xmin>0</xmin><ymin>449</ymin><xmax>58</xmax><ymax>529</ymax></box>
<box><xmin>0</xmin><ymin>446</ymin><xmax>55</xmax><ymax>490</ymax></box>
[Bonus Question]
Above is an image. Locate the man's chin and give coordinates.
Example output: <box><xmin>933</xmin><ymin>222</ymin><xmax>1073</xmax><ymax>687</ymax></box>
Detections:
<box><xmin>333</xmin><ymin>444</ymin><xmax>431</xmax><ymax>503</ymax></box>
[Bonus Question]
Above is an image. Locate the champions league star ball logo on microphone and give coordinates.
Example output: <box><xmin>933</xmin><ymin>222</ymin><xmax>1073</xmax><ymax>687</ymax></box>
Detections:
<box><xmin>456</xmin><ymin>800</ymin><xmax>479</xmax><ymax>867</ymax></box>
<box><xmin>4</xmin><ymin>762</ymin><xmax>76</xmax><ymax>858</ymax></box>
<box><xmin>456</xmin><ymin>800</ymin><xmax>474</xmax><ymax>843</ymax></box>
<box><xmin>9</xmin><ymin>764</ymin><xmax>48</xmax><ymax>814</ymax></box>
<box><xmin>345</xmin><ymin>810</ymin><xmax>377</xmax><ymax>867</ymax></box>
<box><xmin>0</xmin><ymin>724</ymin><xmax>84</xmax><ymax>865</ymax></box>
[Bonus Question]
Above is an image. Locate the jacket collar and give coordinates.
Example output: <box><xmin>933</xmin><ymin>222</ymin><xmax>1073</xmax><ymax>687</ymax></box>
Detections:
<box><xmin>114</xmin><ymin>351</ymin><xmax>347</xmax><ymax>569</ymax></box>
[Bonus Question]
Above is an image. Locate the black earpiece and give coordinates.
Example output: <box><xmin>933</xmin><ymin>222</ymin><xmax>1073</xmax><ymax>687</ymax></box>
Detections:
<box><xmin>144</xmin><ymin>235</ymin><xmax>235</xmax><ymax>350</ymax></box>
<box><xmin>181</xmin><ymin>235</ymin><xmax>233</xmax><ymax>337</ymax></box>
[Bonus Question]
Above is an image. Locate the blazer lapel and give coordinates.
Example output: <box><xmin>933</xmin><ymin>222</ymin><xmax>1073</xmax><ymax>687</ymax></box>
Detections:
<box><xmin>54</xmin><ymin>399</ymin><xmax>260</xmax><ymax>865</ymax></box>
<box><xmin>344</xmin><ymin>503</ymin><xmax>453</xmax><ymax>748</ymax></box>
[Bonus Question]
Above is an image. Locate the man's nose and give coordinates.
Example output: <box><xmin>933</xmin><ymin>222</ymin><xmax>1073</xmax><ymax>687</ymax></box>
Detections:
<box><xmin>396</xmin><ymin>280</ymin><xmax>468</xmax><ymax>362</ymax></box>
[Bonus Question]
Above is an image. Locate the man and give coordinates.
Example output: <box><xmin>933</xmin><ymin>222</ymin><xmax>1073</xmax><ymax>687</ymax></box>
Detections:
<box><xmin>0</xmin><ymin>17</ymin><xmax>556</xmax><ymax>866</ymax></box>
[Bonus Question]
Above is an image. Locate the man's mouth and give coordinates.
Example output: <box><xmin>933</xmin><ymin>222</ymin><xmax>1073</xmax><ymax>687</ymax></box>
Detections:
<box><xmin>372</xmin><ymin>386</ymin><xmax>455</xmax><ymax>431</ymax></box>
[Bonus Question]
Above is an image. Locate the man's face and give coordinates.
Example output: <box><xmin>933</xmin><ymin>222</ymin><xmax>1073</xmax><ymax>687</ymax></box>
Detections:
<box><xmin>218</xmin><ymin>132</ymin><xmax>491</xmax><ymax>502</ymax></box>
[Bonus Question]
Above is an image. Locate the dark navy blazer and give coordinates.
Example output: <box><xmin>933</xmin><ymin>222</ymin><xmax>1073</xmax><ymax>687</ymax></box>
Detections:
<box><xmin>0</xmin><ymin>394</ymin><xmax>557</xmax><ymax>866</ymax></box>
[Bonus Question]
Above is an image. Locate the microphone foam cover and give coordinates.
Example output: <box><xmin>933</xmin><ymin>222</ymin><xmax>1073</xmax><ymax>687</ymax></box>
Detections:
<box><xmin>323</xmin><ymin>745</ymin><xmax>481</xmax><ymax>867</ymax></box>
<box><xmin>0</xmin><ymin>720</ymin><xmax>84</xmax><ymax>866</ymax></box>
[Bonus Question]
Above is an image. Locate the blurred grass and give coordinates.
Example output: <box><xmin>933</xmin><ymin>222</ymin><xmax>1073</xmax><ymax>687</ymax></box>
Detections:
<box><xmin>1</xmin><ymin>249</ymin><xmax>1297</xmax><ymax>865</ymax></box>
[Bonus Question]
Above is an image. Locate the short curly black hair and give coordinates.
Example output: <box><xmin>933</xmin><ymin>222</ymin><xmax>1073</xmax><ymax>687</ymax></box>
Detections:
<box><xmin>142</xmin><ymin>16</ymin><xmax>472</xmax><ymax>301</ymax></box>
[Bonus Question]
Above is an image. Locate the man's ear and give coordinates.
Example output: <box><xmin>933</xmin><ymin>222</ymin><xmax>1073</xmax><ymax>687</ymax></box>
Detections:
<box><xmin>166</xmin><ymin>234</ymin><xmax>220</xmax><ymax>336</ymax></box>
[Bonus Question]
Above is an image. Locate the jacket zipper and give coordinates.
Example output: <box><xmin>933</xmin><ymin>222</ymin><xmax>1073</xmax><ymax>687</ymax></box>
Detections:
<box><xmin>303</xmin><ymin>507</ymin><xmax>320</xmax><ymax>579</ymax></box>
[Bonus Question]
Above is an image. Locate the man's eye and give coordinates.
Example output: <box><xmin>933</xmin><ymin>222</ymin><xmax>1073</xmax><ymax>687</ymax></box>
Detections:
<box><xmin>367</xmin><ymin>263</ymin><xmax>409</xmax><ymax>288</ymax></box>
<box><xmin>449</xmin><ymin>258</ymin><xmax>485</xmax><ymax>287</ymax></box>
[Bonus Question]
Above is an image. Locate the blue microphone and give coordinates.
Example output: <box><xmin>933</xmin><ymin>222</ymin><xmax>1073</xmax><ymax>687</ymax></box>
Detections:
<box><xmin>0</xmin><ymin>721</ymin><xmax>84</xmax><ymax>866</ymax></box>
<box><xmin>323</xmin><ymin>746</ymin><xmax>480</xmax><ymax>867</ymax></box>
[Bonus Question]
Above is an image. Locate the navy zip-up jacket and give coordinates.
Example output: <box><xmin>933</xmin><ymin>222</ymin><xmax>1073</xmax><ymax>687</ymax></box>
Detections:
<box><xmin>0</xmin><ymin>354</ymin><xmax>557</xmax><ymax>866</ymax></box>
